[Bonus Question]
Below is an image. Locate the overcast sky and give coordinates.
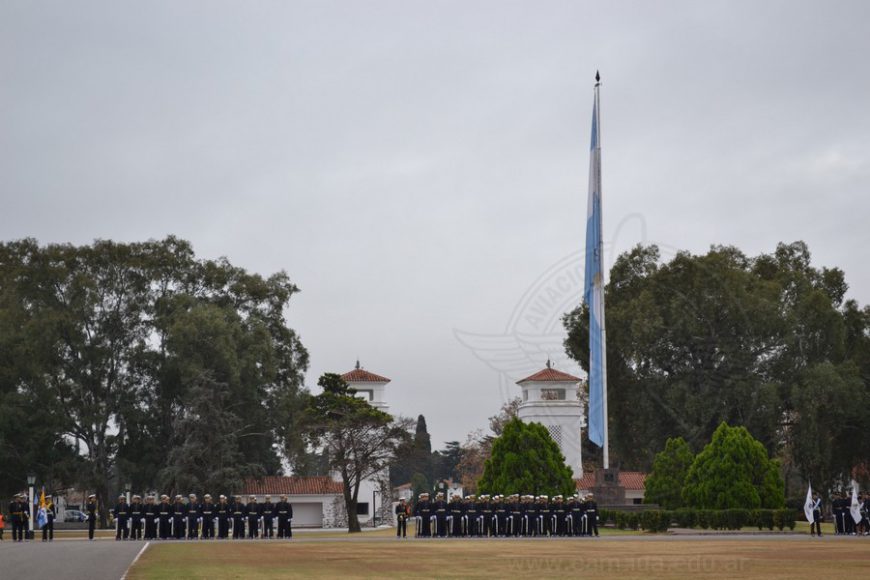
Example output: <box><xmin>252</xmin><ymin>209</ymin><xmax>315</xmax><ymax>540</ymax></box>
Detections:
<box><xmin>2</xmin><ymin>0</ymin><xmax>869</xmax><ymax>449</ymax></box>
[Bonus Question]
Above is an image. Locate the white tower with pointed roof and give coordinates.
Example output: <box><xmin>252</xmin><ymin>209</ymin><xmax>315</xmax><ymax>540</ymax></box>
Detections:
<box><xmin>341</xmin><ymin>361</ymin><xmax>390</xmax><ymax>412</ymax></box>
<box><xmin>516</xmin><ymin>361</ymin><xmax>585</xmax><ymax>478</ymax></box>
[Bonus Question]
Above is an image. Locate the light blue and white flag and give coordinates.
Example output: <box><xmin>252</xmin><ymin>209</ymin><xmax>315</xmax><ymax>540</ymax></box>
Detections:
<box><xmin>585</xmin><ymin>74</ymin><xmax>607</xmax><ymax>455</ymax></box>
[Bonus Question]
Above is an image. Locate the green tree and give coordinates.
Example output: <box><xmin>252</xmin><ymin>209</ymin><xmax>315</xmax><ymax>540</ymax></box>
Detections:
<box><xmin>682</xmin><ymin>422</ymin><xmax>785</xmax><ymax>509</ymax></box>
<box><xmin>562</xmin><ymin>241</ymin><xmax>869</xmax><ymax>490</ymax></box>
<box><xmin>304</xmin><ymin>373</ymin><xmax>409</xmax><ymax>532</ymax></box>
<box><xmin>478</xmin><ymin>418</ymin><xmax>574</xmax><ymax>496</ymax></box>
<box><xmin>0</xmin><ymin>237</ymin><xmax>309</xmax><ymax>523</ymax></box>
<box><xmin>643</xmin><ymin>437</ymin><xmax>694</xmax><ymax>509</ymax></box>
<box><xmin>158</xmin><ymin>372</ymin><xmax>263</xmax><ymax>493</ymax></box>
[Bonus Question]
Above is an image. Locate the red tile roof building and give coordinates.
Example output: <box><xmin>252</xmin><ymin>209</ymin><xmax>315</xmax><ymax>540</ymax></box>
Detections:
<box><xmin>241</xmin><ymin>476</ymin><xmax>343</xmax><ymax>496</ymax></box>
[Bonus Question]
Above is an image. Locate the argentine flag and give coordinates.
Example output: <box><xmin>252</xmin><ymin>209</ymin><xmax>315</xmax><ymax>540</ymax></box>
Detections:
<box><xmin>584</xmin><ymin>75</ymin><xmax>607</xmax><ymax>450</ymax></box>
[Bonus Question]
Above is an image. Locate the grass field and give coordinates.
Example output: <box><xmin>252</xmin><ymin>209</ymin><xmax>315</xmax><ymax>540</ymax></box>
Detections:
<box><xmin>127</xmin><ymin>532</ymin><xmax>870</xmax><ymax>579</ymax></box>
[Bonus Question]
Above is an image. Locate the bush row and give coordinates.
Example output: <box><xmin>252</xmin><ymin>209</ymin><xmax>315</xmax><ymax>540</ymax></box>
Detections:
<box><xmin>596</xmin><ymin>508</ymin><xmax>797</xmax><ymax>532</ymax></box>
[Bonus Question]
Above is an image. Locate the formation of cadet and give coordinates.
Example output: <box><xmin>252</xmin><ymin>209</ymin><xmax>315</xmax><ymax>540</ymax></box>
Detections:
<box><xmin>104</xmin><ymin>493</ymin><xmax>295</xmax><ymax>540</ymax></box>
<box><xmin>830</xmin><ymin>491</ymin><xmax>870</xmax><ymax>536</ymax></box>
<box><xmin>409</xmin><ymin>492</ymin><xmax>600</xmax><ymax>538</ymax></box>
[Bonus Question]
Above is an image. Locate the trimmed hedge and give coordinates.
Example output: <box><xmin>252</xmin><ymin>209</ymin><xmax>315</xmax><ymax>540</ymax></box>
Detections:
<box><xmin>600</xmin><ymin>508</ymin><xmax>796</xmax><ymax>533</ymax></box>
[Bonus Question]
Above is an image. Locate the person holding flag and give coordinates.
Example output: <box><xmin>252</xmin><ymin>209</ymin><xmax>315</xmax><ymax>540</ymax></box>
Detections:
<box><xmin>37</xmin><ymin>488</ymin><xmax>55</xmax><ymax>542</ymax></box>
<box><xmin>804</xmin><ymin>485</ymin><xmax>822</xmax><ymax>537</ymax></box>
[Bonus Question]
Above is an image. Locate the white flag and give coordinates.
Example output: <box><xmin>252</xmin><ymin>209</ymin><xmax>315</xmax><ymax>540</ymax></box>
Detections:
<box><xmin>803</xmin><ymin>484</ymin><xmax>814</xmax><ymax>523</ymax></box>
<box><xmin>851</xmin><ymin>485</ymin><xmax>862</xmax><ymax>525</ymax></box>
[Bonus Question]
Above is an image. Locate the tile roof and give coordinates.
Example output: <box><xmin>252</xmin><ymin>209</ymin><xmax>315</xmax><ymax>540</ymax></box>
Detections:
<box><xmin>241</xmin><ymin>476</ymin><xmax>343</xmax><ymax>496</ymax></box>
<box><xmin>517</xmin><ymin>367</ymin><xmax>581</xmax><ymax>384</ymax></box>
<box><xmin>341</xmin><ymin>368</ymin><xmax>391</xmax><ymax>383</ymax></box>
<box><xmin>575</xmin><ymin>471</ymin><xmax>647</xmax><ymax>491</ymax></box>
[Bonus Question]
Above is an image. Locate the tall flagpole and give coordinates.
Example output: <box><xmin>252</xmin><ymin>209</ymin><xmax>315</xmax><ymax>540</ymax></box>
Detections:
<box><xmin>594</xmin><ymin>72</ymin><xmax>609</xmax><ymax>470</ymax></box>
<box><xmin>585</xmin><ymin>71</ymin><xmax>609</xmax><ymax>470</ymax></box>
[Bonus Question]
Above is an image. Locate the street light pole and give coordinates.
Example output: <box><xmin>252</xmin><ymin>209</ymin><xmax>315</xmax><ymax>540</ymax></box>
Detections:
<box><xmin>125</xmin><ymin>482</ymin><xmax>132</xmax><ymax>505</ymax></box>
<box><xmin>27</xmin><ymin>474</ymin><xmax>36</xmax><ymax>535</ymax></box>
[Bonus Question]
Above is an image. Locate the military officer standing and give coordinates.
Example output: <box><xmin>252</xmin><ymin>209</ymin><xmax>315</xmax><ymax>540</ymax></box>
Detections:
<box><xmin>130</xmin><ymin>495</ymin><xmax>145</xmax><ymax>540</ymax></box>
<box><xmin>585</xmin><ymin>493</ymin><xmax>599</xmax><ymax>536</ymax></box>
<box><xmin>231</xmin><ymin>496</ymin><xmax>247</xmax><ymax>539</ymax></box>
<box><xmin>464</xmin><ymin>495</ymin><xmax>478</xmax><ymax>537</ymax></box>
<box><xmin>216</xmin><ymin>495</ymin><xmax>231</xmax><ymax>539</ymax></box>
<box><xmin>261</xmin><ymin>495</ymin><xmax>275</xmax><ymax>539</ymax></box>
<box><xmin>186</xmin><ymin>494</ymin><xmax>200</xmax><ymax>540</ymax></box>
<box><xmin>449</xmin><ymin>494</ymin><xmax>463</xmax><ymax>537</ymax></box>
<box><xmin>246</xmin><ymin>495</ymin><xmax>260</xmax><ymax>539</ymax></box>
<box><xmin>143</xmin><ymin>496</ymin><xmax>158</xmax><ymax>540</ymax></box>
<box><xmin>276</xmin><ymin>494</ymin><xmax>293</xmax><ymax>539</ymax></box>
<box><xmin>172</xmin><ymin>495</ymin><xmax>186</xmax><ymax>539</ymax></box>
<box><xmin>413</xmin><ymin>493</ymin><xmax>431</xmax><ymax>537</ymax></box>
<box><xmin>157</xmin><ymin>494</ymin><xmax>173</xmax><ymax>540</ymax></box>
<box><xmin>200</xmin><ymin>494</ymin><xmax>216</xmax><ymax>539</ymax></box>
<box><xmin>395</xmin><ymin>498</ymin><xmax>410</xmax><ymax>538</ymax></box>
<box><xmin>112</xmin><ymin>494</ymin><xmax>130</xmax><ymax>540</ymax></box>
<box><xmin>86</xmin><ymin>494</ymin><xmax>98</xmax><ymax>541</ymax></box>
<box><xmin>9</xmin><ymin>494</ymin><xmax>26</xmax><ymax>542</ymax></box>
<box><xmin>479</xmin><ymin>495</ymin><xmax>492</xmax><ymax>537</ymax></box>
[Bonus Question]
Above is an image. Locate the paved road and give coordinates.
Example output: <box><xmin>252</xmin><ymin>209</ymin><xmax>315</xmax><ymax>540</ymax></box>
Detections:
<box><xmin>0</xmin><ymin>539</ymin><xmax>147</xmax><ymax>580</ymax></box>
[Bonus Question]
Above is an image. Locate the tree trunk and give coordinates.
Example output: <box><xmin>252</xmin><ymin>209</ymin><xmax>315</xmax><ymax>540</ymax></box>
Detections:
<box><xmin>343</xmin><ymin>475</ymin><xmax>361</xmax><ymax>533</ymax></box>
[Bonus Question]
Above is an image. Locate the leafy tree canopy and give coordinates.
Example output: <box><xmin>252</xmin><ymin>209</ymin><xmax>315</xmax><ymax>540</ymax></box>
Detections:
<box><xmin>478</xmin><ymin>418</ymin><xmax>575</xmax><ymax>497</ymax></box>
<box><xmin>644</xmin><ymin>437</ymin><xmax>694</xmax><ymax>510</ymax></box>
<box><xmin>682</xmin><ymin>422</ymin><xmax>785</xmax><ymax>509</ymax></box>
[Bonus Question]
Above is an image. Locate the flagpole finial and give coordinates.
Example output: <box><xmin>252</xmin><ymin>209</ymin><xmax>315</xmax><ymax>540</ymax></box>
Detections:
<box><xmin>595</xmin><ymin>70</ymin><xmax>600</xmax><ymax>83</ymax></box>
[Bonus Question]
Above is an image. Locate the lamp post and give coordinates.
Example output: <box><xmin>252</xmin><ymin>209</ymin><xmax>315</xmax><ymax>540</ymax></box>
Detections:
<box><xmin>372</xmin><ymin>490</ymin><xmax>380</xmax><ymax>528</ymax></box>
<box><xmin>27</xmin><ymin>474</ymin><xmax>36</xmax><ymax>534</ymax></box>
<box><xmin>125</xmin><ymin>482</ymin><xmax>132</xmax><ymax>505</ymax></box>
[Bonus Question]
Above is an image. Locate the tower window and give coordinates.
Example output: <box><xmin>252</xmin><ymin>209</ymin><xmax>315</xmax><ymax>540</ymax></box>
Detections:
<box><xmin>541</xmin><ymin>388</ymin><xmax>566</xmax><ymax>400</ymax></box>
<box><xmin>355</xmin><ymin>389</ymin><xmax>374</xmax><ymax>401</ymax></box>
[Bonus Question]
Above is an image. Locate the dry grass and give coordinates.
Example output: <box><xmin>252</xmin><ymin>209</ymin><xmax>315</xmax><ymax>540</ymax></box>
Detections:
<box><xmin>127</xmin><ymin>534</ymin><xmax>870</xmax><ymax>579</ymax></box>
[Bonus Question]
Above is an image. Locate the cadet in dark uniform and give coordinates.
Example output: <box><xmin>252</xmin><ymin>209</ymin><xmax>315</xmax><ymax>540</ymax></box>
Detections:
<box><xmin>276</xmin><ymin>494</ymin><xmax>293</xmax><ymax>539</ymax></box>
<box><xmin>464</xmin><ymin>495</ymin><xmax>478</xmax><ymax>537</ymax></box>
<box><xmin>86</xmin><ymin>494</ymin><xmax>98</xmax><ymax>541</ymax></box>
<box><xmin>172</xmin><ymin>495</ymin><xmax>186</xmax><ymax>539</ymax></box>
<box><xmin>157</xmin><ymin>494</ymin><xmax>173</xmax><ymax>540</ymax></box>
<box><xmin>449</xmin><ymin>495</ymin><xmax>463</xmax><ymax>537</ymax></box>
<box><xmin>479</xmin><ymin>495</ymin><xmax>492</xmax><ymax>537</ymax></box>
<box><xmin>143</xmin><ymin>496</ymin><xmax>158</xmax><ymax>540</ymax></box>
<box><xmin>525</xmin><ymin>495</ymin><xmax>538</xmax><ymax>536</ymax></box>
<box><xmin>832</xmin><ymin>492</ymin><xmax>846</xmax><ymax>535</ymax></box>
<box><xmin>810</xmin><ymin>493</ymin><xmax>822</xmax><ymax>537</ymax></box>
<box><xmin>9</xmin><ymin>494</ymin><xmax>26</xmax><ymax>542</ymax></box>
<box><xmin>553</xmin><ymin>495</ymin><xmax>566</xmax><ymax>536</ymax></box>
<box><xmin>200</xmin><ymin>494</ymin><xmax>215</xmax><ymax>539</ymax></box>
<box><xmin>130</xmin><ymin>495</ymin><xmax>145</xmax><ymax>540</ymax></box>
<box><xmin>113</xmin><ymin>494</ymin><xmax>130</xmax><ymax>540</ymax></box>
<box><xmin>187</xmin><ymin>494</ymin><xmax>200</xmax><ymax>540</ymax></box>
<box><xmin>493</xmin><ymin>495</ymin><xmax>508</xmax><ymax>536</ymax></box>
<box><xmin>395</xmin><ymin>498</ymin><xmax>409</xmax><ymax>538</ymax></box>
<box><xmin>570</xmin><ymin>495</ymin><xmax>584</xmax><ymax>537</ymax></box>
<box><xmin>585</xmin><ymin>493</ymin><xmax>599</xmax><ymax>536</ymax></box>
<box><xmin>432</xmin><ymin>492</ymin><xmax>448</xmax><ymax>537</ymax></box>
<box><xmin>537</xmin><ymin>495</ymin><xmax>550</xmax><ymax>536</ymax></box>
<box><xmin>246</xmin><ymin>495</ymin><xmax>260</xmax><ymax>539</ymax></box>
<box><xmin>509</xmin><ymin>494</ymin><xmax>523</xmax><ymax>537</ymax></box>
<box><xmin>231</xmin><ymin>496</ymin><xmax>247</xmax><ymax>539</ymax></box>
<box><xmin>261</xmin><ymin>495</ymin><xmax>275</xmax><ymax>539</ymax></box>
<box><xmin>413</xmin><ymin>493</ymin><xmax>431</xmax><ymax>537</ymax></box>
<box><xmin>216</xmin><ymin>495</ymin><xmax>231</xmax><ymax>539</ymax></box>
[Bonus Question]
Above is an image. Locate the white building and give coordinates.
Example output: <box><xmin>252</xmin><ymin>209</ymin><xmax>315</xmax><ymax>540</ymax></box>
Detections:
<box><xmin>516</xmin><ymin>361</ymin><xmax>585</xmax><ymax>479</ymax></box>
<box><xmin>342</xmin><ymin>360</ymin><xmax>390</xmax><ymax>412</ymax></box>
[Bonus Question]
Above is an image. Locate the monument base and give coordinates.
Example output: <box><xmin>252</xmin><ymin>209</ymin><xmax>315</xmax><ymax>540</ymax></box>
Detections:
<box><xmin>590</xmin><ymin>467</ymin><xmax>627</xmax><ymax>506</ymax></box>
